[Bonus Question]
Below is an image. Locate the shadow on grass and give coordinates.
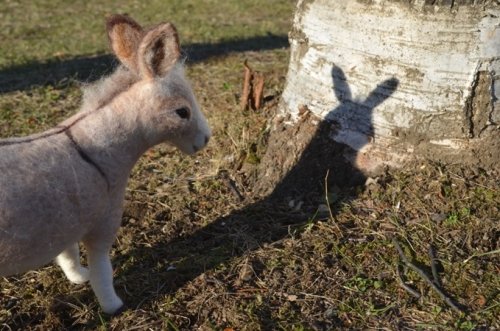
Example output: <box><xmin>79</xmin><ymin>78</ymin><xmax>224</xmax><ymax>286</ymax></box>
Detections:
<box><xmin>116</xmin><ymin>66</ymin><xmax>399</xmax><ymax>326</ymax></box>
<box><xmin>0</xmin><ymin>59</ymin><xmax>397</xmax><ymax>328</ymax></box>
<box><xmin>0</xmin><ymin>34</ymin><xmax>288</xmax><ymax>94</ymax></box>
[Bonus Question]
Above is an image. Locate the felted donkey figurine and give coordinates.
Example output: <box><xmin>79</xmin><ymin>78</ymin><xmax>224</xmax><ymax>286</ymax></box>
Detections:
<box><xmin>0</xmin><ymin>14</ymin><xmax>211</xmax><ymax>314</ymax></box>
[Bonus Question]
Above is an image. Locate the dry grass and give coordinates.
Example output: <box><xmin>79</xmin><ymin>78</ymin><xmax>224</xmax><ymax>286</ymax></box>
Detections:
<box><xmin>1</xmin><ymin>1</ymin><xmax>499</xmax><ymax>330</ymax></box>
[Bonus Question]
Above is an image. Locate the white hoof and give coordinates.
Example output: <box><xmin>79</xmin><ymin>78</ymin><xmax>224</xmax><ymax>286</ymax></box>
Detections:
<box><xmin>66</xmin><ymin>266</ymin><xmax>90</xmax><ymax>284</ymax></box>
<box><xmin>101</xmin><ymin>296</ymin><xmax>125</xmax><ymax>315</ymax></box>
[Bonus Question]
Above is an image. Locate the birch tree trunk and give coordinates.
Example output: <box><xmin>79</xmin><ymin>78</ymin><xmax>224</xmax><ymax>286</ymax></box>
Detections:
<box><xmin>255</xmin><ymin>0</ymin><xmax>499</xmax><ymax>195</ymax></box>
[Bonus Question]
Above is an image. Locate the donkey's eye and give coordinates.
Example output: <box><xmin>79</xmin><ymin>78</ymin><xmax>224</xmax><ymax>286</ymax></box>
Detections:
<box><xmin>175</xmin><ymin>107</ymin><xmax>190</xmax><ymax>120</ymax></box>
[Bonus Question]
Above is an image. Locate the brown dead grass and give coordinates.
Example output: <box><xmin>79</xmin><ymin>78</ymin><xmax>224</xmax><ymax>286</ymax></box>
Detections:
<box><xmin>1</xmin><ymin>48</ymin><xmax>498</xmax><ymax>329</ymax></box>
<box><xmin>1</xmin><ymin>2</ymin><xmax>499</xmax><ymax>330</ymax></box>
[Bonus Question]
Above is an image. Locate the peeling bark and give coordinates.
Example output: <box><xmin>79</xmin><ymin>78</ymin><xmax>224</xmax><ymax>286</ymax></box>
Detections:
<box><xmin>465</xmin><ymin>71</ymin><xmax>494</xmax><ymax>138</ymax></box>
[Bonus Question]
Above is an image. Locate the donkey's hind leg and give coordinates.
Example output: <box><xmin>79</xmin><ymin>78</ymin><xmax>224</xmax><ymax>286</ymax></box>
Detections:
<box><xmin>55</xmin><ymin>243</ymin><xmax>90</xmax><ymax>284</ymax></box>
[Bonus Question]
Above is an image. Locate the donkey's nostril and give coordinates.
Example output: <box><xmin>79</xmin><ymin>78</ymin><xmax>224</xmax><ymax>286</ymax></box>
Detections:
<box><xmin>204</xmin><ymin>135</ymin><xmax>210</xmax><ymax>145</ymax></box>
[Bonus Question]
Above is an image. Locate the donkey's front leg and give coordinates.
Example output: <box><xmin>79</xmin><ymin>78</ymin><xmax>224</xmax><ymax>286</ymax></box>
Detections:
<box><xmin>83</xmin><ymin>234</ymin><xmax>124</xmax><ymax>314</ymax></box>
<box><xmin>55</xmin><ymin>243</ymin><xmax>89</xmax><ymax>284</ymax></box>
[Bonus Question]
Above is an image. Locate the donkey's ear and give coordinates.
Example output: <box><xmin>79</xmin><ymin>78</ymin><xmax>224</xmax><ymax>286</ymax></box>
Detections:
<box><xmin>138</xmin><ymin>23</ymin><xmax>180</xmax><ymax>79</ymax></box>
<box><xmin>106</xmin><ymin>14</ymin><xmax>143</xmax><ymax>71</ymax></box>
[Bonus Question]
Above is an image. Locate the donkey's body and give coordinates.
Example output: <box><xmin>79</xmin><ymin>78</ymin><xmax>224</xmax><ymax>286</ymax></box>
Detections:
<box><xmin>0</xmin><ymin>133</ymin><xmax>107</xmax><ymax>275</ymax></box>
<box><xmin>0</xmin><ymin>15</ymin><xmax>210</xmax><ymax>314</ymax></box>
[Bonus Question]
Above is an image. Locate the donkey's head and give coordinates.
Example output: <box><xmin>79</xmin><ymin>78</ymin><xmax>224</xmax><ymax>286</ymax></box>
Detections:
<box><xmin>106</xmin><ymin>14</ymin><xmax>211</xmax><ymax>154</ymax></box>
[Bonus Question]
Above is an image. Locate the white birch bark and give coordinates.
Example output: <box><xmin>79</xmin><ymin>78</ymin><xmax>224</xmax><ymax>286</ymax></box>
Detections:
<box><xmin>281</xmin><ymin>0</ymin><xmax>500</xmax><ymax>172</ymax></box>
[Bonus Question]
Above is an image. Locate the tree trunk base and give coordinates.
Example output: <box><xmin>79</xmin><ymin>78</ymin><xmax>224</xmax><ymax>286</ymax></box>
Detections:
<box><xmin>253</xmin><ymin>110</ymin><xmax>370</xmax><ymax>200</ymax></box>
<box><xmin>273</xmin><ymin>0</ymin><xmax>500</xmax><ymax>177</ymax></box>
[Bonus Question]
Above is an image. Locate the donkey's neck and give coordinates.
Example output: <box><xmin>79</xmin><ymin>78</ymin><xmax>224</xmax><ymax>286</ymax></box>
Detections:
<box><xmin>64</xmin><ymin>86</ymin><xmax>152</xmax><ymax>189</ymax></box>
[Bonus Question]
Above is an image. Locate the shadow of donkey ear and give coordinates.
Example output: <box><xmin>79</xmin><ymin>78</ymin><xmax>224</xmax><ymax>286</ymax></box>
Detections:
<box><xmin>331</xmin><ymin>65</ymin><xmax>352</xmax><ymax>103</ymax></box>
<box><xmin>363</xmin><ymin>77</ymin><xmax>399</xmax><ymax>110</ymax></box>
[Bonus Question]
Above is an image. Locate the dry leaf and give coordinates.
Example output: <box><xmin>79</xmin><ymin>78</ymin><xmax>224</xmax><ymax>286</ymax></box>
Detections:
<box><xmin>476</xmin><ymin>295</ymin><xmax>487</xmax><ymax>307</ymax></box>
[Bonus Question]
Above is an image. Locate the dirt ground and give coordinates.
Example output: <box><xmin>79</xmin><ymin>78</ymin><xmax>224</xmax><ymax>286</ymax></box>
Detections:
<box><xmin>1</xmin><ymin>54</ymin><xmax>499</xmax><ymax>329</ymax></box>
<box><xmin>0</xmin><ymin>2</ymin><xmax>499</xmax><ymax>329</ymax></box>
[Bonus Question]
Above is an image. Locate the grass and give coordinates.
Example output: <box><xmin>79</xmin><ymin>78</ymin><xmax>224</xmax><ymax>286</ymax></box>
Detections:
<box><xmin>0</xmin><ymin>0</ymin><xmax>293</xmax><ymax>69</ymax></box>
<box><xmin>1</xmin><ymin>1</ymin><xmax>499</xmax><ymax>330</ymax></box>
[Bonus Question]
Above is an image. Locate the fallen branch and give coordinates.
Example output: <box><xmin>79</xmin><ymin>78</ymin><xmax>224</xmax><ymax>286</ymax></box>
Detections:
<box><xmin>392</xmin><ymin>238</ymin><xmax>464</xmax><ymax>313</ymax></box>
<box><xmin>428</xmin><ymin>245</ymin><xmax>442</xmax><ymax>287</ymax></box>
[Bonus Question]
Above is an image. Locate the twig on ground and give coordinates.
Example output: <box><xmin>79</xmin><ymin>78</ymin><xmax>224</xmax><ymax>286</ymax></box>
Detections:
<box><xmin>392</xmin><ymin>238</ymin><xmax>464</xmax><ymax>313</ymax></box>
<box><xmin>299</xmin><ymin>292</ymin><xmax>341</xmax><ymax>305</ymax></box>
<box><xmin>428</xmin><ymin>245</ymin><xmax>442</xmax><ymax>287</ymax></box>
<box><xmin>240</xmin><ymin>60</ymin><xmax>252</xmax><ymax>110</ymax></box>
<box><xmin>463</xmin><ymin>248</ymin><xmax>500</xmax><ymax>264</ymax></box>
<box><xmin>220</xmin><ymin>171</ymin><xmax>245</xmax><ymax>202</ymax></box>
<box><xmin>253</xmin><ymin>72</ymin><xmax>265</xmax><ymax>110</ymax></box>
<box><xmin>240</xmin><ymin>60</ymin><xmax>265</xmax><ymax>110</ymax></box>
<box><xmin>396</xmin><ymin>265</ymin><xmax>421</xmax><ymax>298</ymax></box>
<box><xmin>448</xmin><ymin>171</ymin><xmax>499</xmax><ymax>193</ymax></box>
<box><xmin>324</xmin><ymin>169</ymin><xmax>342</xmax><ymax>235</ymax></box>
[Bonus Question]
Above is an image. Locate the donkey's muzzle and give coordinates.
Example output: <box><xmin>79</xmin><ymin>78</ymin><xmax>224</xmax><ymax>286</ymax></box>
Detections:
<box><xmin>192</xmin><ymin>134</ymin><xmax>210</xmax><ymax>153</ymax></box>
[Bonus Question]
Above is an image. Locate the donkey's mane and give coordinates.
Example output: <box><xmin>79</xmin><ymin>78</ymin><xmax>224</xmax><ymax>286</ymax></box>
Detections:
<box><xmin>81</xmin><ymin>65</ymin><xmax>140</xmax><ymax>113</ymax></box>
<box><xmin>0</xmin><ymin>65</ymin><xmax>139</xmax><ymax>147</ymax></box>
